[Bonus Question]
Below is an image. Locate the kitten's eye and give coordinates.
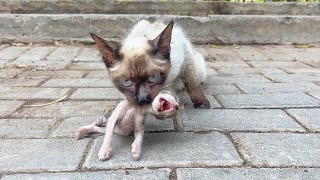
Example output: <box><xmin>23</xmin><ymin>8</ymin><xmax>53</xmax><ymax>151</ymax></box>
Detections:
<box><xmin>148</xmin><ymin>74</ymin><xmax>160</xmax><ymax>83</ymax></box>
<box><xmin>120</xmin><ymin>79</ymin><xmax>133</xmax><ymax>87</ymax></box>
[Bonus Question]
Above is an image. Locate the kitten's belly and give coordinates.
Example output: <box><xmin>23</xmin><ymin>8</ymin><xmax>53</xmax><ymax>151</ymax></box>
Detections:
<box><xmin>114</xmin><ymin>116</ymin><xmax>135</xmax><ymax>136</ymax></box>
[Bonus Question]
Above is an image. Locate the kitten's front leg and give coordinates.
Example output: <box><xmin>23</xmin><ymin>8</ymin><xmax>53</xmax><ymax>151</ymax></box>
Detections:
<box><xmin>99</xmin><ymin>100</ymin><xmax>128</xmax><ymax>161</ymax></box>
<box><xmin>181</xmin><ymin>64</ymin><xmax>210</xmax><ymax>109</ymax></box>
<box><xmin>131</xmin><ymin>113</ymin><xmax>145</xmax><ymax>160</ymax></box>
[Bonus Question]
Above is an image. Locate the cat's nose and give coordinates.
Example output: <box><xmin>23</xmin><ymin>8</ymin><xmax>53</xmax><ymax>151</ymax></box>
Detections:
<box><xmin>138</xmin><ymin>98</ymin><xmax>149</xmax><ymax>106</ymax></box>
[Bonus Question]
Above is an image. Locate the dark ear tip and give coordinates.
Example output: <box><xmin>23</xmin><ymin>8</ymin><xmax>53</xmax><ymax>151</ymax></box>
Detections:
<box><xmin>90</xmin><ymin>33</ymin><xmax>98</xmax><ymax>39</ymax></box>
<box><xmin>169</xmin><ymin>21</ymin><xmax>174</xmax><ymax>27</ymax></box>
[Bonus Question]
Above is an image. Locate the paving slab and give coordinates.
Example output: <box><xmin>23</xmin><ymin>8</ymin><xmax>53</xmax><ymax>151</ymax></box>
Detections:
<box><xmin>43</xmin><ymin>78</ymin><xmax>113</xmax><ymax>87</ymax></box>
<box><xmin>232</xmin><ymin>133</ymin><xmax>320</xmax><ymax>166</ymax></box>
<box><xmin>247</xmin><ymin>61</ymin><xmax>309</xmax><ymax>68</ymax></box>
<box><xmin>74</xmin><ymin>47</ymin><xmax>101</xmax><ymax>62</ymax></box>
<box><xmin>233</xmin><ymin>45</ymin><xmax>269</xmax><ymax>61</ymax></box>
<box><xmin>20</xmin><ymin>69</ymin><xmax>85</xmax><ymax>79</ymax></box>
<box><xmin>177</xmin><ymin>168</ymin><xmax>320</xmax><ymax>180</ymax></box>
<box><xmin>46</xmin><ymin>46</ymin><xmax>81</xmax><ymax>61</ymax></box>
<box><xmin>0</xmin><ymin>86</ymin><xmax>70</xmax><ymax>99</ymax></box>
<box><xmin>0</xmin><ymin>118</ymin><xmax>55</xmax><ymax>138</ymax></box>
<box><xmin>84</xmin><ymin>132</ymin><xmax>243</xmax><ymax>169</ymax></box>
<box><xmin>2</xmin><ymin>169</ymin><xmax>171</xmax><ymax>180</ymax></box>
<box><xmin>256</xmin><ymin>45</ymin><xmax>296</xmax><ymax>61</ymax></box>
<box><xmin>0</xmin><ymin>77</ymin><xmax>44</xmax><ymax>87</ymax></box>
<box><xmin>287</xmin><ymin>108</ymin><xmax>320</xmax><ymax>132</ymax></box>
<box><xmin>309</xmin><ymin>92</ymin><xmax>320</xmax><ymax>100</ymax></box>
<box><xmin>15</xmin><ymin>47</ymin><xmax>54</xmax><ymax>61</ymax></box>
<box><xmin>70</xmin><ymin>88</ymin><xmax>125</xmax><ymax>100</ymax></box>
<box><xmin>9</xmin><ymin>59</ymin><xmax>70</xmax><ymax>70</ymax></box>
<box><xmin>203</xmin><ymin>85</ymin><xmax>241</xmax><ymax>95</ymax></box>
<box><xmin>237</xmin><ymin>82</ymin><xmax>320</xmax><ymax>93</ymax></box>
<box><xmin>265</xmin><ymin>74</ymin><xmax>320</xmax><ymax>83</ymax></box>
<box><xmin>205</xmin><ymin>74</ymin><xmax>271</xmax><ymax>85</ymax></box>
<box><xmin>0</xmin><ymin>69</ymin><xmax>23</xmax><ymax>78</ymax></box>
<box><xmin>207</xmin><ymin>61</ymin><xmax>250</xmax><ymax>68</ymax></box>
<box><xmin>0</xmin><ymin>100</ymin><xmax>25</xmax><ymax>117</ymax></box>
<box><xmin>180</xmin><ymin>109</ymin><xmax>303</xmax><ymax>132</ymax></box>
<box><xmin>217</xmin><ymin>93</ymin><xmax>320</xmax><ymax>108</ymax></box>
<box><xmin>0</xmin><ymin>46</ymin><xmax>28</xmax><ymax>60</ymax></box>
<box><xmin>304</xmin><ymin>61</ymin><xmax>320</xmax><ymax>68</ymax></box>
<box><xmin>282</xmin><ymin>67</ymin><xmax>320</xmax><ymax>74</ymax></box>
<box><xmin>217</xmin><ymin>68</ymin><xmax>285</xmax><ymax>74</ymax></box>
<box><xmin>12</xmin><ymin>101</ymin><xmax>117</xmax><ymax>118</ymax></box>
<box><xmin>52</xmin><ymin>115</ymin><xmax>174</xmax><ymax>138</ymax></box>
<box><xmin>206</xmin><ymin>47</ymin><xmax>241</xmax><ymax>61</ymax></box>
<box><xmin>0</xmin><ymin>138</ymin><xmax>90</xmax><ymax>172</ymax></box>
<box><xmin>68</xmin><ymin>62</ymin><xmax>105</xmax><ymax>70</ymax></box>
<box><xmin>85</xmin><ymin>70</ymin><xmax>108</xmax><ymax>79</ymax></box>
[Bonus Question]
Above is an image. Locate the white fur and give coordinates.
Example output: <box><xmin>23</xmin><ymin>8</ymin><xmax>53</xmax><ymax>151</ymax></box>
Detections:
<box><xmin>123</xmin><ymin>20</ymin><xmax>208</xmax><ymax>86</ymax></box>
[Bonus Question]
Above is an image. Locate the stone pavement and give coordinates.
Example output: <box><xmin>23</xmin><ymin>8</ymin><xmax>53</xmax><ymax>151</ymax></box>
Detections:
<box><xmin>0</xmin><ymin>43</ymin><xmax>320</xmax><ymax>179</ymax></box>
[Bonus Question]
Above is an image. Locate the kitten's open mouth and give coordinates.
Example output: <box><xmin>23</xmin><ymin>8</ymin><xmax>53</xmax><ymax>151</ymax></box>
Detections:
<box><xmin>159</xmin><ymin>98</ymin><xmax>178</xmax><ymax>112</ymax></box>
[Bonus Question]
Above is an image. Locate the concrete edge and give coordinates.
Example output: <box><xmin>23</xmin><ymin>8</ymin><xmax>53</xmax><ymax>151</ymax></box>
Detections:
<box><xmin>1</xmin><ymin>14</ymin><xmax>320</xmax><ymax>45</ymax></box>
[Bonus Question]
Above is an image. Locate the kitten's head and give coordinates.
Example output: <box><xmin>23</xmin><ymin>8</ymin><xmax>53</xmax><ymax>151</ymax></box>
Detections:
<box><xmin>91</xmin><ymin>21</ymin><xmax>174</xmax><ymax>106</ymax></box>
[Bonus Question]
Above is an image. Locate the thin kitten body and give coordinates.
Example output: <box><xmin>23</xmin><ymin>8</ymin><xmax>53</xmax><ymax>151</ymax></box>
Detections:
<box><xmin>75</xmin><ymin>91</ymin><xmax>178</xmax><ymax>160</ymax></box>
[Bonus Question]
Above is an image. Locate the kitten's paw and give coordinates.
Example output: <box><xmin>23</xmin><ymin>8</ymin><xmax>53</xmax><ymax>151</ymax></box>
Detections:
<box><xmin>74</xmin><ymin>128</ymin><xmax>87</xmax><ymax>140</ymax></box>
<box><xmin>98</xmin><ymin>146</ymin><xmax>112</xmax><ymax>161</ymax></box>
<box><xmin>131</xmin><ymin>141</ymin><xmax>141</xmax><ymax>160</ymax></box>
<box><xmin>193</xmin><ymin>99</ymin><xmax>210</xmax><ymax>109</ymax></box>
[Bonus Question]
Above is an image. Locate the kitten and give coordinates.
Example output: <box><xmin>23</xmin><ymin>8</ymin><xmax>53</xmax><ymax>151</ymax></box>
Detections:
<box><xmin>91</xmin><ymin>20</ymin><xmax>210</xmax><ymax>109</ymax></box>
<box><xmin>75</xmin><ymin>91</ymin><xmax>179</xmax><ymax>160</ymax></box>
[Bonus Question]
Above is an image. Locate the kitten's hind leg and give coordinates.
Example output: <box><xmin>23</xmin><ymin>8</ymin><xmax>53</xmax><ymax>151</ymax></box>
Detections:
<box><xmin>74</xmin><ymin>122</ymin><xmax>105</xmax><ymax>140</ymax></box>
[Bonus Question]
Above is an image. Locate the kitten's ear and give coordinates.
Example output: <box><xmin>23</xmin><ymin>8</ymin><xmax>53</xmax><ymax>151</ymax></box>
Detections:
<box><xmin>90</xmin><ymin>33</ymin><xmax>121</xmax><ymax>68</ymax></box>
<box><xmin>150</xmin><ymin>21</ymin><xmax>174</xmax><ymax>60</ymax></box>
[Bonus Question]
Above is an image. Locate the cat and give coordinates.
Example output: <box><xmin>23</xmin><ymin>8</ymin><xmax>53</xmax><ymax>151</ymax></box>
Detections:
<box><xmin>91</xmin><ymin>20</ymin><xmax>210</xmax><ymax>109</ymax></box>
<box><xmin>75</xmin><ymin>90</ymin><xmax>179</xmax><ymax>160</ymax></box>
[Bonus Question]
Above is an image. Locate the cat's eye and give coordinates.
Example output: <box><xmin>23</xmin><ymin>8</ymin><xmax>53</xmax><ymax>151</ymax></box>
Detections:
<box><xmin>120</xmin><ymin>79</ymin><xmax>133</xmax><ymax>87</ymax></box>
<box><xmin>148</xmin><ymin>74</ymin><xmax>160</xmax><ymax>83</ymax></box>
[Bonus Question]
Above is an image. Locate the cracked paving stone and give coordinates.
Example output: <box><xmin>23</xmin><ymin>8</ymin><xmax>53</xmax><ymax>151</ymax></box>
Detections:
<box><xmin>0</xmin><ymin>138</ymin><xmax>90</xmax><ymax>172</ymax></box>
<box><xmin>232</xmin><ymin>133</ymin><xmax>320</xmax><ymax>166</ymax></box>
<box><xmin>84</xmin><ymin>132</ymin><xmax>243</xmax><ymax>169</ymax></box>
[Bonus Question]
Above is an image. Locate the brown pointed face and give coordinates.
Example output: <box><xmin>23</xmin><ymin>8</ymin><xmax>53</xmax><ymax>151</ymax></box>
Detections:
<box><xmin>91</xmin><ymin>21</ymin><xmax>174</xmax><ymax>106</ymax></box>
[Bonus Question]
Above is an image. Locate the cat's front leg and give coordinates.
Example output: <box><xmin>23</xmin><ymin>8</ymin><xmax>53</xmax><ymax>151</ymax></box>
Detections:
<box><xmin>181</xmin><ymin>64</ymin><xmax>210</xmax><ymax>109</ymax></box>
<box><xmin>131</xmin><ymin>113</ymin><xmax>145</xmax><ymax>160</ymax></box>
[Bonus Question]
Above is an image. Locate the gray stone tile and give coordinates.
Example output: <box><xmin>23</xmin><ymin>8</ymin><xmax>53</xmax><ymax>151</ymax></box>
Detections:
<box><xmin>305</xmin><ymin>61</ymin><xmax>320</xmax><ymax>68</ymax></box>
<box><xmin>177</xmin><ymin>168</ymin><xmax>320</xmax><ymax>180</ymax></box>
<box><xmin>217</xmin><ymin>93</ymin><xmax>320</xmax><ymax>108</ymax></box>
<box><xmin>265</xmin><ymin>74</ymin><xmax>320</xmax><ymax>83</ymax></box>
<box><xmin>232</xmin><ymin>133</ymin><xmax>320</xmax><ymax>166</ymax></box>
<box><xmin>69</xmin><ymin>62</ymin><xmax>105</xmax><ymax>70</ymax></box>
<box><xmin>180</xmin><ymin>109</ymin><xmax>303</xmax><ymax>132</ymax></box>
<box><xmin>84</xmin><ymin>132</ymin><xmax>243</xmax><ymax>169</ymax></box>
<box><xmin>218</xmin><ymin>68</ymin><xmax>285</xmax><ymax>74</ymax></box>
<box><xmin>233</xmin><ymin>45</ymin><xmax>269</xmax><ymax>61</ymax></box>
<box><xmin>203</xmin><ymin>85</ymin><xmax>241</xmax><ymax>95</ymax></box>
<box><xmin>0</xmin><ymin>87</ymin><xmax>70</xmax><ymax>99</ymax></box>
<box><xmin>282</xmin><ymin>68</ymin><xmax>320</xmax><ymax>74</ymax></box>
<box><xmin>70</xmin><ymin>88</ymin><xmax>125</xmax><ymax>100</ymax></box>
<box><xmin>12</xmin><ymin>101</ymin><xmax>117</xmax><ymax>118</ymax></box>
<box><xmin>287</xmin><ymin>108</ymin><xmax>320</xmax><ymax>132</ymax></box>
<box><xmin>247</xmin><ymin>61</ymin><xmax>309</xmax><ymax>68</ymax></box>
<box><xmin>74</xmin><ymin>47</ymin><xmax>101</xmax><ymax>62</ymax></box>
<box><xmin>0</xmin><ymin>100</ymin><xmax>24</xmax><ymax>117</ymax></box>
<box><xmin>0</xmin><ymin>138</ymin><xmax>89</xmax><ymax>172</ymax></box>
<box><xmin>9</xmin><ymin>59</ymin><xmax>70</xmax><ymax>70</ymax></box>
<box><xmin>238</xmin><ymin>82</ymin><xmax>320</xmax><ymax>93</ymax></box>
<box><xmin>20</xmin><ymin>70</ymin><xmax>85</xmax><ymax>79</ymax></box>
<box><xmin>0</xmin><ymin>69</ymin><xmax>24</xmax><ymax>78</ymax></box>
<box><xmin>0</xmin><ymin>78</ymin><xmax>44</xmax><ymax>87</ymax></box>
<box><xmin>52</xmin><ymin>115</ymin><xmax>174</xmax><ymax>138</ymax></box>
<box><xmin>205</xmin><ymin>74</ymin><xmax>271</xmax><ymax>85</ymax></box>
<box><xmin>43</xmin><ymin>78</ymin><xmax>113</xmax><ymax>87</ymax></box>
<box><xmin>0</xmin><ymin>119</ymin><xmax>55</xmax><ymax>138</ymax></box>
<box><xmin>207</xmin><ymin>61</ymin><xmax>250</xmax><ymax>68</ymax></box>
<box><xmin>206</xmin><ymin>47</ymin><xmax>241</xmax><ymax>61</ymax></box>
<box><xmin>15</xmin><ymin>47</ymin><xmax>54</xmax><ymax>61</ymax></box>
<box><xmin>0</xmin><ymin>47</ymin><xmax>28</xmax><ymax>60</ymax></box>
<box><xmin>85</xmin><ymin>70</ymin><xmax>108</xmax><ymax>79</ymax></box>
<box><xmin>3</xmin><ymin>169</ymin><xmax>171</xmax><ymax>180</ymax></box>
<box><xmin>309</xmin><ymin>92</ymin><xmax>320</xmax><ymax>100</ymax></box>
<box><xmin>46</xmin><ymin>46</ymin><xmax>81</xmax><ymax>61</ymax></box>
<box><xmin>256</xmin><ymin>45</ymin><xmax>296</xmax><ymax>61</ymax></box>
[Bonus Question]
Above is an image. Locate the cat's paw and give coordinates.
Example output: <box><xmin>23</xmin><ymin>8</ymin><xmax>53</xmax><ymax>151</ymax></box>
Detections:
<box><xmin>98</xmin><ymin>146</ymin><xmax>112</xmax><ymax>161</ymax></box>
<box><xmin>74</xmin><ymin>128</ymin><xmax>87</xmax><ymax>140</ymax></box>
<box><xmin>131</xmin><ymin>141</ymin><xmax>142</xmax><ymax>160</ymax></box>
<box><xmin>193</xmin><ymin>99</ymin><xmax>210</xmax><ymax>109</ymax></box>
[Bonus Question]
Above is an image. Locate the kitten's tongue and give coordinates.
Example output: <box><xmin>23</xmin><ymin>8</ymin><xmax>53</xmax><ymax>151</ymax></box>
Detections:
<box><xmin>159</xmin><ymin>98</ymin><xmax>174</xmax><ymax>111</ymax></box>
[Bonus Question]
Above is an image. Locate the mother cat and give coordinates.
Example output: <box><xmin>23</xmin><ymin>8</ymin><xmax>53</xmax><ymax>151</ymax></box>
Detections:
<box><xmin>91</xmin><ymin>20</ymin><xmax>210</xmax><ymax>109</ymax></box>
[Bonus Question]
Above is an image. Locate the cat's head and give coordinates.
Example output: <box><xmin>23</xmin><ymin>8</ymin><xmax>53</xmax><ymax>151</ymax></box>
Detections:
<box><xmin>91</xmin><ymin>21</ymin><xmax>174</xmax><ymax>106</ymax></box>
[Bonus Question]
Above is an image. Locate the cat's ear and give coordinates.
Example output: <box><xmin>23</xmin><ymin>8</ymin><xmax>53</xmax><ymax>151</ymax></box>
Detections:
<box><xmin>90</xmin><ymin>33</ymin><xmax>121</xmax><ymax>68</ymax></box>
<box><xmin>150</xmin><ymin>21</ymin><xmax>174</xmax><ymax>60</ymax></box>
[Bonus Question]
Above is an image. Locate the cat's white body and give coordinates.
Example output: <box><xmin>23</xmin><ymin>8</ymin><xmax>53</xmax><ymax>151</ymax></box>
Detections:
<box><xmin>122</xmin><ymin>20</ymin><xmax>208</xmax><ymax>88</ymax></box>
